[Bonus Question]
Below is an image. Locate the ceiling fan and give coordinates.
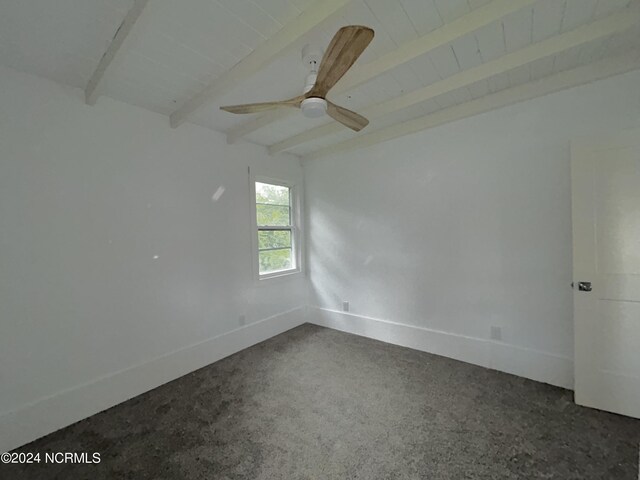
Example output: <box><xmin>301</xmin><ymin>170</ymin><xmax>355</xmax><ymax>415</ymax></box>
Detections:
<box><xmin>220</xmin><ymin>25</ymin><xmax>374</xmax><ymax>132</ymax></box>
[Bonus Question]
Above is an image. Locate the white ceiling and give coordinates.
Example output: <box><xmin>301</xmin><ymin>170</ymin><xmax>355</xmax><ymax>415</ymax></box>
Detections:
<box><xmin>1</xmin><ymin>0</ymin><xmax>639</xmax><ymax>157</ymax></box>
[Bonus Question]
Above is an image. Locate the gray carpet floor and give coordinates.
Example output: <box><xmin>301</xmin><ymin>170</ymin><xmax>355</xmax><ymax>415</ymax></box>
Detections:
<box><xmin>4</xmin><ymin>323</ymin><xmax>640</xmax><ymax>479</ymax></box>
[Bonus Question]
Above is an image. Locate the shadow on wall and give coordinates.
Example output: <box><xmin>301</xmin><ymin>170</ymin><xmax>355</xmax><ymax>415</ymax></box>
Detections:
<box><xmin>308</xmin><ymin>195</ymin><xmax>435</xmax><ymax>322</ymax></box>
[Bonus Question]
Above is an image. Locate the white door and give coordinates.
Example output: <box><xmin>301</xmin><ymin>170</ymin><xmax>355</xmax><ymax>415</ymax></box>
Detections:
<box><xmin>571</xmin><ymin>127</ymin><xmax>640</xmax><ymax>418</ymax></box>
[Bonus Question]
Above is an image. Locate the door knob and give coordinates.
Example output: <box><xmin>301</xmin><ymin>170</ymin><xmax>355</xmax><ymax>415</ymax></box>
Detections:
<box><xmin>573</xmin><ymin>281</ymin><xmax>592</xmax><ymax>292</ymax></box>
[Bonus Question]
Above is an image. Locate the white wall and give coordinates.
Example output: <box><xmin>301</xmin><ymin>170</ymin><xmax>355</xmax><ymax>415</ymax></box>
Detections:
<box><xmin>304</xmin><ymin>69</ymin><xmax>640</xmax><ymax>389</ymax></box>
<box><xmin>0</xmin><ymin>66</ymin><xmax>307</xmax><ymax>451</ymax></box>
<box><xmin>3</xmin><ymin>63</ymin><xmax>639</xmax><ymax>452</ymax></box>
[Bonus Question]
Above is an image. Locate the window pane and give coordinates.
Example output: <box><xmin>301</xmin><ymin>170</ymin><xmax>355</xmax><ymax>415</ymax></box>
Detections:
<box><xmin>256</xmin><ymin>182</ymin><xmax>290</xmax><ymax>206</ymax></box>
<box><xmin>255</xmin><ymin>181</ymin><xmax>295</xmax><ymax>276</ymax></box>
<box><xmin>256</xmin><ymin>204</ymin><xmax>290</xmax><ymax>226</ymax></box>
<box><xmin>259</xmin><ymin>230</ymin><xmax>291</xmax><ymax>249</ymax></box>
<box><xmin>259</xmin><ymin>248</ymin><xmax>293</xmax><ymax>274</ymax></box>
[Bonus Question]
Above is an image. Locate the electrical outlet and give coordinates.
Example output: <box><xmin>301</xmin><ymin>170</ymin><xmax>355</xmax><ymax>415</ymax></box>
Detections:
<box><xmin>342</xmin><ymin>301</ymin><xmax>349</xmax><ymax>312</ymax></box>
<box><xmin>490</xmin><ymin>326</ymin><xmax>502</xmax><ymax>341</ymax></box>
<box><xmin>238</xmin><ymin>315</ymin><xmax>246</xmax><ymax>326</ymax></box>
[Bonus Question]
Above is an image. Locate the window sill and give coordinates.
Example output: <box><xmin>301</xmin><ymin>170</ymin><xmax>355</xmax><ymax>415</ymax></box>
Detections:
<box><xmin>257</xmin><ymin>268</ymin><xmax>302</xmax><ymax>283</ymax></box>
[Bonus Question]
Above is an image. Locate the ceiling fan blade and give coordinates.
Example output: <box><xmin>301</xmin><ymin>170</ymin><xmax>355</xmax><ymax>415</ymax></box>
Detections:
<box><xmin>220</xmin><ymin>96</ymin><xmax>303</xmax><ymax>114</ymax></box>
<box><xmin>308</xmin><ymin>26</ymin><xmax>374</xmax><ymax>98</ymax></box>
<box><xmin>326</xmin><ymin>101</ymin><xmax>369</xmax><ymax>132</ymax></box>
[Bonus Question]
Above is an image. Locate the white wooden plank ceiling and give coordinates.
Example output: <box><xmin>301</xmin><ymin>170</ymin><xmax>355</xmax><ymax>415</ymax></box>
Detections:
<box><xmin>0</xmin><ymin>0</ymin><xmax>638</xmax><ymax>159</ymax></box>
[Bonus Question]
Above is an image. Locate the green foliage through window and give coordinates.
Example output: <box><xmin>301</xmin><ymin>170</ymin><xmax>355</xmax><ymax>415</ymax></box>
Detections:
<box><xmin>256</xmin><ymin>204</ymin><xmax>290</xmax><ymax>226</ymax></box>
<box><xmin>259</xmin><ymin>230</ymin><xmax>291</xmax><ymax>249</ymax></box>
<box><xmin>256</xmin><ymin>182</ymin><xmax>294</xmax><ymax>275</ymax></box>
<box><xmin>256</xmin><ymin>182</ymin><xmax>289</xmax><ymax>206</ymax></box>
<box><xmin>259</xmin><ymin>249</ymin><xmax>292</xmax><ymax>273</ymax></box>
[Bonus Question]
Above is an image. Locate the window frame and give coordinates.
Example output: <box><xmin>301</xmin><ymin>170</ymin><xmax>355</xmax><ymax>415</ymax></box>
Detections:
<box><xmin>250</xmin><ymin>174</ymin><xmax>302</xmax><ymax>281</ymax></box>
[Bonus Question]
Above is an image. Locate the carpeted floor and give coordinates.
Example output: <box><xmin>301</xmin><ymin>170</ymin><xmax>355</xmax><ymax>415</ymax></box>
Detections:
<box><xmin>4</xmin><ymin>323</ymin><xmax>640</xmax><ymax>479</ymax></box>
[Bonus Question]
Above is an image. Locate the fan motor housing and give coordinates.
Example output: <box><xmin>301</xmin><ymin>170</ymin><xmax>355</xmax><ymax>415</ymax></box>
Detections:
<box><xmin>301</xmin><ymin>97</ymin><xmax>327</xmax><ymax>118</ymax></box>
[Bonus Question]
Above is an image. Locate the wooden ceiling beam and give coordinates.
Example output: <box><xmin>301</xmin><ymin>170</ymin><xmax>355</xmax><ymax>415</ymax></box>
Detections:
<box><xmin>302</xmin><ymin>49</ymin><xmax>640</xmax><ymax>161</ymax></box>
<box><xmin>85</xmin><ymin>0</ymin><xmax>149</xmax><ymax>105</ymax></box>
<box><xmin>226</xmin><ymin>0</ymin><xmax>538</xmax><ymax>143</ymax></box>
<box><xmin>226</xmin><ymin>109</ymin><xmax>293</xmax><ymax>145</ymax></box>
<box><xmin>169</xmin><ymin>0</ymin><xmax>350</xmax><ymax>129</ymax></box>
<box><xmin>271</xmin><ymin>7</ymin><xmax>640</xmax><ymax>154</ymax></box>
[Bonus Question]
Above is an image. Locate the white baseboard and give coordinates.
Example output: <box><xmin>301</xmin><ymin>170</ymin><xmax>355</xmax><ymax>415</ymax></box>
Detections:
<box><xmin>1</xmin><ymin>306</ymin><xmax>574</xmax><ymax>452</ymax></box>
<box><xmin>0</xmin><ymin>306</ymin><xmax>306</xmax><ymax>453</ymax></box>
<box><xmin>308</xmin><ymin>307</ymin><xmax>573</xmax><ymax>391</ymax></box>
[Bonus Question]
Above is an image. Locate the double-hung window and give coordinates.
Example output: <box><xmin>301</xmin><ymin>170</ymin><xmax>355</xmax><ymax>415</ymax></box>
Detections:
<box><xmin>254</xmin><ymin>180</ymin><xmax>299</xmax><ymax>278</ymax></box>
